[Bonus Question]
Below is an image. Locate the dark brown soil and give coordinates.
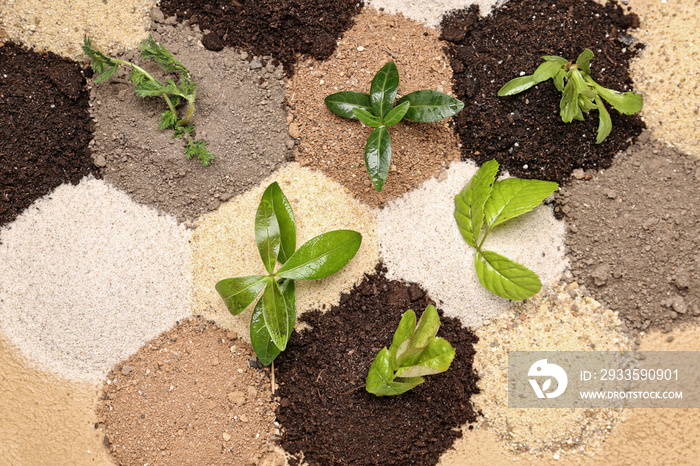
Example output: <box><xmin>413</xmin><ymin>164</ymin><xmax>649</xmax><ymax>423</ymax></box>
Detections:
<box><xmin>441</xmin><ymin>0</ymin><xmax>645</xmax><ymax>184</ymax></box>
<box><xmin>275</xmin><ymin>265</ymin><xmax>480</xmax><ymax>465</ymax></box>
<box><xmin>0</xmin><ymin>42</ymin><xmax>98</xmax><ymax>227</ymax></box>
<box><xmin>158</xmin><ymin>0</ymin><xmax>363</xmax><ymax>75</ymax></box>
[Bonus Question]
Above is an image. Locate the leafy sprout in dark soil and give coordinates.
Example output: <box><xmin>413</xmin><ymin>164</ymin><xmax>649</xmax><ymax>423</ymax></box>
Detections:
<box><xmin>216</xmin><ymin>182</ymin><xmax>362</xmax><ymax>365</ymax></box>
<box><xmin>82</xmin><ymin>35</ymin><xmax>214</xmax><ymax>165</ymax></box>
<box><xmin>324</xmin><ymin>61</ymin><xmax>465</xmax><ymax>192</ymax></box>
<box><xmin>454</xmin><ymin>159</ymin><xmax>558</xmax><ymax>300</ymax></box>
<box><xmin>366</xmin><ymin>305</ymin><xmax>455</xmax><ymax>396</ymax></box>
<box><xmin>498</xmin><ymin>49</ymin><xmax>643</xmax><ymax>144</ymax></box>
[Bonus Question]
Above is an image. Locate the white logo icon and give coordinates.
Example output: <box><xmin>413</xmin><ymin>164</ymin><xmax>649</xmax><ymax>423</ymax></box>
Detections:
<box><xmin>528</xmin><ymin>359</ymin><xmax>568</xmax><ymax>399</ymax></box>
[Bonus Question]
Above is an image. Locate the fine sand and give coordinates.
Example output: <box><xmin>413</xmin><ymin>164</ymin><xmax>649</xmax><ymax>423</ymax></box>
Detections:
<box><xmin>366</xmin><ymin>0</ymin><xmax>503</xmax><ymax>27</ymax></box>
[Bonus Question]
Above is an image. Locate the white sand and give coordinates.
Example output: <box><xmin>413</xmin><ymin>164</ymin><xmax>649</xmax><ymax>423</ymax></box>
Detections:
<box><xmin>366</xmin><ymin>0</ymin><xmax>503</xmax><ymax>28</ymax></box>
<box><xmin>0</xmin><ymin>178</ymin><xmax>192</xmax><ymax>382</ymax></box>
<box><xmin>377</xmin><ymin>160</ymin><xmax>568</xmax><ymax>328</ymax></box>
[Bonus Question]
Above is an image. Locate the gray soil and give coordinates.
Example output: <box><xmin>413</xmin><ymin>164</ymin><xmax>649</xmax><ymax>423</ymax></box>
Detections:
<box><xmin>561</xmin><ymin>131</ymin><xmax>700</xmax><ymax>335</ymax></box>
<box><xmin>89</xmin><ymin>15</ymin><xmax>292</xmax><ymax>222</ymax></box>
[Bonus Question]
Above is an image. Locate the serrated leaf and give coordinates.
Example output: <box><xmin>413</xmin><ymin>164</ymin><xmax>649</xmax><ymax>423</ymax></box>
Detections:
<box><xmin>533</xmin><ymin>60</ymin><xmax>564</xmax><ymax>83</ymax></box>
<box><xmin>594</xmin><ymin>94</ymin><xmax>612</xmax><ymax>144</ymax></box>
<box><xmin>389</xmin><ymin>310</ymin><xmax>416</xmax><ymax>369</ymax></box>
<box><xmin>140</xmin><ymin>35</ymin><xmax>188</xmax><ymax>73</ymax></box>
<box><xmin>497</xmin><ymin>75</ymin><xmax>538</xmax><ymax>97</ymax></box>
<box><xmin>590</xmin><ymin>80</ymin><xmax>643</xmax><ymax>115</ymax></box>
<box><xmin>215</xmin><ymin>274</ymin><xmax>267</xmax><ymax>315</ymax></box>
<box><xmin>364</xmin><ymin>126</ymin><xmax>392</xmax><ymax>192</ymax></box>
<box><xmin>185</xmin><ymin>139</ymin><xmax>213</xmax><ymax>166</ymax></box>
<box><xmin>324</xmin><ymin>91</ymin><xmax>373</xmax><ymax>119</ymax></box>
<box><xmin>370</xmin><ymin>61</ymin><xmax>399</xmax><ymax>118</ymax></box>
<box><xmin>277</xmin><ymin>230</ymin><xmax>362</xmax><ymax>280</ymax></box>
<box><xmin>261</xmin><ymin>182</ymin><xmax>296</xmax><ymax>264</ymax></box>
<box><xmin>576</xmin><ymin>48</ymin><xmax>595</xmax><ymax>75</ymax></box>
<box><xmin>382</xmin><ymin>101</ymin><xmax>410</xmax><ymax>127</ymax></box>
<box><xmin>255</xmin><ymin>198</ymin><xmax>281</xmax><ymax>274</ymax></box>
<box><xmin>397</xmin><ymin>90</ymin><xmax>465</xmax><ymax>122</ymax></box>
<box><xmin>560</xmin><ymin>78</ymin><xmax>579</xmax><ymax>123</ymax></box>
<box><xmin>484</xmin><ymin>177</ymin><xmax>559</xmax><ymax>229</ymax></box>
<box><xmin>94</xmin><ymin>65</ymin><xmax>119</xmax><ymax>83</ymax></box>
<box><xmin>366</xmin><ymin>348</ymin><xmax>424</xmax><ymax>396</ymax></box>
<box><xmin>260</xmin><ymin>277</ymin><xmax>290</xmax><ymax>350</ymax></box>
<box><xmin>396</xmin><ymin>337</ymin><xmax>455</xmax><ymax>378</ymax></box>
<box><xmin>475</xmin><ymin>250</ymin><xmax>542</xmax><ymax>300</ymax></box>
<box><xmin>134</xmin><ymin>79</ymin><xmax>169</xmax><ymax>98</ymax></box>
<box><xmin>159</xmin><ymin>110</ymin><xmax>178</xmax><ymax>130</ymax></box>
<box><xmin>250</xmin><ymin>279</ymin><xmax>295</xmax><ymax>365</ymax></box>
<box><xmin>352</xmin><ymin>107</ymin><xmax>383</xmax><ymax>127</ymax></box>
<box><xmin>454</xmin><ymin>159</ymin><xmax>499</xmax><ymax>248</ymax></box>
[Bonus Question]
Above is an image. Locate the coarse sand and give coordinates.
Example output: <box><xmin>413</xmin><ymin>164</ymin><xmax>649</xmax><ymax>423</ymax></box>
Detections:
<box><xmin>366</xmin><ymin>0</ymin><xmax>502</xmax><ymax>28</ymax></box>
<box><xmin>0</xmin><ymin>178</ymin><xmax>192</xmax><ymax>382</ymax></box>
<box><xmin>377</xmin><ymin>160</ymin><xmax>568</xmax><ymax>328</ymax></box>
<box><xmin>191</xmin><ymin>163</ymin><xmax>380</xmax><ymax>343</ymax></box>
<box><xmin>0</xmin><ymin>336</ymin><xmax>113</xmax><ymax>466</ymax></box>
<box><xmin>288</xmin><ymin>9</ymin><xmax>461</xmax><ymax>208</ymax></box>
<box><xmin>629</xmin><ymin>0</ymin><xmax>700</xmax><ymax>158</ymax></box>
<box><xmin>0</xmin><ymin>0</ymin><xmax>154</xmax><ymax>61</ymax></box>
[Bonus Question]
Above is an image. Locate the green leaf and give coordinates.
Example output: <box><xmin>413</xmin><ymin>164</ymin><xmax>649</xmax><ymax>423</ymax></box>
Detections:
<box><xmin>409</xmin><ymin>305</ymin><xmax>440</xmax><ymax>349</ymax></box>
<box><xmin>397</xmin><ymin>90</ymin><xmax>465</xmax><ymax>122</ymax></box>
<box><xmin>578</xmin><ymin>94</ymin><xmax>597</xmax><ymax>113</ymax></box>
<box><xmin>366</xmin><ymin>348</ymin><xmax>424</xmax><ymax>396</ymax></box>
<box><xmin>260</xmin><ymin>277</ymin><xmax>290</xmax><ymax>350</ymax></box>
<box><xmin>533</xmin><ymin>60</ymin><xmax>564</xmax><ymax>83</ymax></box>
<box><xmin>475</xmin><ymin>250</ymin><xmax>542</xmax><ymax>300</ymax></box>
<box><xmin>364</xmin><ymin>126</ymin><xmax>392</xmax><ymax>192</ymax></box>
<box><xmin>324</xmin><ymin>91</ymin><xmax>373</xmax><ymax>119</ymax></box>
<box><xmin>140</xmin><ymin>35</ymin><xmax>188</xmax><ymax>74</ymax></box>
<box><xmin>589</xmin><ymin>80</ymin><xmax>643</xmax><ymax>115</ymax></box>
<box><xmin>352</xmin><ymin>108</ymin><xmax>383</xmax><ymax>127</ymax></box>
<box><xmin>553</xmin><ymin>69</ymin><xmax>566</xmax><ymax>92</ymax></box>
<box><xmin>159</xmin><ymin>110</ymin><xmax>178</xmax><ymax>130</ymax></box>
<box><xmin>94</xmin><ymin>65</ymin><xmax>119</xmax><ymax>83</ymax></box>
<box><xmin>396</xmin><ymin>337</ymin><xmax>455</xmax><ymax>378</ymax></box>
<box><xmin>484</xmin><ymin>177</ymin><xmax>559</xmax><ymax>229</ymax></box>
<box><xmin>215</xmin><ymin>275</ymin><xmax>267</xmax><ymax>315</ymax></box>
<box><xmin>261</xmin><ymin>182</ymin><xmax>296</xmax><ymax>264</ymax></box>
<box><xmin>185</xmin><ymin>139</ymin><xmax>213</xmax><ymax>166</ymax></box>
<box><xmin>255</xmin><ymin>198</ymin><xmax>281</xmax><ymax>274</ymax></box>
<box><xmin>277</xmin><ymin>230</ymin><xmax>362</xmax><ymax>280</ymax></box>
<box><xmin>370</xmin><ymin>61</ymin><xmax>399</xmax><ymax>118</ymax></box>
<box><xmin>497</xmin><ymin>75</ymin><xmax>538</xmax><ymax>97</ymax></box>
<box><xmin>250</xmin><ymin>279</ymin><xmax>295</xmax><ymax>366</ymax></box>
<box><xmin>594</xmin><ymin>94</ymin><xmax>612</xmax><ymax>144</ymax></box>
<box><xmin>576</xmin><ymin>48</ymin><xmax>595</xmax><ymax>75</ymax></box>
<box><xmin>454</xmin><ymin>159</ymin><xmax>499</xmax><ymax>248</ymax></box>
<box><xmin>560</xmin><ymin>78</ymin><xmax>579</xmax><ymax>123</ymax></box>
<box><xmin>382</xmin><ymin>101</ymin><xmax>410</xmax><ymax>127</ymax></box>
<box><xmin>389</xmin><ymin>310</ymin><xmax>416</xmax><ymax>369</ymax></box>
<box><xmin>134</xmin><ymin>79</ymin><xmax>170</xmax><ymax>98</ymax></box>
<box><xmin>570</xmin><ymin>69</ymin><xmax>589</xmax><ymax>96</ymax></box>
<box><xmin>542</xmin><ymin>55</ymin><xmax>568</xmax><ymax>65</ymax></box>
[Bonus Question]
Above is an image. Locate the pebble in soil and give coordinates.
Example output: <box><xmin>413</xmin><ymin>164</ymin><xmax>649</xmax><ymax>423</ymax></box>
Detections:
<box><xmin>275</xmin><ymin>264</ymin><xmax>479</xmax><ymax>466</ymax></box>
<box><xmin>158</xmin><ymin>0</ymin><xmax>362</xmax><ymax>75</ymax></box>
<box><xmin>190</xmin><ymin>163</ymin><xmax>380</xmax><ymax>342</ymax></box>
<box><xmin>98</xmin><ymin>317</ymin><xmax>285</xmax><ymax>466</ymax></box>
<box><xmin>560</xmin><ymin>131</ymin><xmax>700</xmax><ymax>333</ymax></box>
<box><xmin>89</xmin><ymin>21</ymin><xmax>290</xmax><ymax>222</ymax></box>
<box><xmin>0</xmin><ymin>42</ymin><xmax>98</xmax><ymax>227</ymax></box>
<box><xmin>473</xmin><ymin>282</ymin><xmax>631</xmax><ymax>458</ymax></box>
<box><xmin>441</xmin><ymin>0</ymin><xmax>645</xmax><ymax>184</ymax></box>
<box><xmin>0</xmin><ymin>178</ymin><xmax>192</xmax><ymax>382</ymax></box>
<box><xmin>377</xmin><ymin>160</ymin><xmax>567</xmax><ymax>328</ymax></box>
<box><xmin>288</xmin><ymin>8</ymin><xmax>461</xmax><ymax>208</ymax></box>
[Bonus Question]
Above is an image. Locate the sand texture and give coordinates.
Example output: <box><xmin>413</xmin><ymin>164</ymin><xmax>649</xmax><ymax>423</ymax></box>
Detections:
<box><xmin>366</xmin><ymin>0</ymin><xmax>502</xmax><ymax>27</ymax></box>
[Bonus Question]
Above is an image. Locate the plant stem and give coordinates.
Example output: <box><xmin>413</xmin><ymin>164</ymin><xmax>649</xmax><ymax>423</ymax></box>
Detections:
<box><xmin>113</xmin><ymin>58</ymin><xmax>180</xmax><ymax>119</ymax></box>
<box><xmin>177</xmin><ymin>98</ymin><xmax>196</xmax><ymax>126</ymax></box>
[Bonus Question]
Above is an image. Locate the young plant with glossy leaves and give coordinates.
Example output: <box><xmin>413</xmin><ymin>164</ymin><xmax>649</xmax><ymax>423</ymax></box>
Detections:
<box><xmin>215</xmin><ymin>182</ymin><xmax>362</xmax><ymax>365</ymax></box>
<box><xmin>366</xmin><ymin>305</ymin><xmax>455</xmax><ymax>396</ymax></box>
<box><xmin>498</xmin><ymin>49</ymin><xmax>642</xmax><ymax>144</ymax></box>
<box><xmin>454</xmin><ymin>159</ymin><xmax>558</xmax><ymax>300</ymax></box>
<box><xmin>324</xmin><ymin>61</ymin><xmax>464</xmax><ymax>192</ymax></box>
<box><xmin>82</xmin><ymin>35</ymin><xmax>213</xmax><ymax>165</ymax></box>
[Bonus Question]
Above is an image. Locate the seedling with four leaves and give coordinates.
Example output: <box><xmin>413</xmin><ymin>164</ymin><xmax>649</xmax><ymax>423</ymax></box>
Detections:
<box><xmin>498</xmin><ymin>48</ymin><xmax>643</xmax><ymax>144</ymax></box>
<box><xmin>366</xmin><ymin>305</ymin><xmax>455</xmax><ymax>396</ymax></box>
<box><xmin>82</xmin><ymin>35</ymin><xmax>214</xmax><ymax>165</ymax></box>
<box><xmin>215</xmin><ymin>182</ymin><xmax>362</xmax><ymax>365</ymax></box>
<box><xmin>324</xmin><ymin>61</ymin><xmax>465</xmax><ymax>192</ymax></box>
<box><xmin>454</xmin><ymin>159</ymin><xmax>558</xmax><ymax>301</ymax></box>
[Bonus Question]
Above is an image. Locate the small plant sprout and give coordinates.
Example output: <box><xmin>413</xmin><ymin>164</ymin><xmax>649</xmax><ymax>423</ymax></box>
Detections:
<box><xmin>454</xmin><ymin>159</ymin><xmax>558</xmax><ymax>301</ymax></box>
<box><xmin>324</xmin><ymin>61</ymin><xmax>464</xmax><ymax>192</ymax></box>
<box><xmin>498</xmin><ymin>49</ymin><xmax>643</xmax><ymax>144</ymax></box>
<box><xmin>82</xmin><ymin>35</ymin><xmax>214</xmax><ymax>165</ymax></box>
<box><xmin>366</xmin><ymin>305</ymin><xmax>455</xmax><ymax>396</ymax></box>
<box><xmin>216</xmin><ymin>182</ymin><xmax>362</xmax><ymax>365</ymax></box>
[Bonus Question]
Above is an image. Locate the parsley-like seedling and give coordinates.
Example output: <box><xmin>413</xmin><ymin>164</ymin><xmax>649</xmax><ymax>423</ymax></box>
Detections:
<box><xmin>324</xmin><ymin>61</ymin><xmax>464</xmax><ymax>192</ymax></box>
<box><xmin>82</xmin><ymin>36</ymin><xmax>214</xmax><ymax>165</ymax></box>
<box><xmin>498</xmin><ymin>49</ymin><xmax>643</xmax><ymax>144</ymax></box>
<box><xmin>366</xmin><ymin>305</ymin><xmax>455</xmax><ymax>396</ymax></box>
<box><xmin>216</xmin><ymin>182</ymin><xmax>362</xmax><ymax>365</ymax></box>
<box><xmin>454</xmin><ymin>159</ymin><xmax>558</xmax><ymax>301</ymax></box>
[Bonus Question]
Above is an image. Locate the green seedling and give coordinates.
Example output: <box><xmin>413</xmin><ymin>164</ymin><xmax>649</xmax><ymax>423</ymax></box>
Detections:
<box><xmin>498</xmin><ymin>49</ymin><xmax>643</xmax><ymax>144</ymax></box>
<box><xmin>454</xmin><ymin>159</ymin><xmax>558</xmax><ymax>301</ymax></box>
<box><xmin>216</xmin><ymin>182</ymin><xmax>362</xmax><ymax>365</ymax></box>
<box><xmin>324</xmin><ymin>61</ymin><xmax>464</xmax><ymax>192</ymax></box>
<box><xmin>366</xmin><ymin>305</ymin><xmax>455</xmax><ymax>396</ymax></box>
<box><xmin>82</xmin><ymin>35</ymin><xmax>214</xmax><ymax>165</ymax></box>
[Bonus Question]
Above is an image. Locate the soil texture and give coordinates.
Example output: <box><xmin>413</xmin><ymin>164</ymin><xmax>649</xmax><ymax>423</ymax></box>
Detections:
<box><xmin>0</xmin><ymin>42</ymin><xmax>98</xmax><ymax>226</ymax></box>
<box><xmin>441</xmin><ymin>0</ymin><xmax>645</xmax><ymax>184</ymax></box>
<box><xmin>561</xmin><ymin>132</ymin><xmax>700</xmax><ymax>333</ymax></box>
<box><xmin>90</xmin><ymin>21</ymin><xmax>290</xmax><ymax>222</ymax></box>
<box><xmin>98</xmin><ymin>318</ymin><xmax>284</xmax><ymax>466</ymax></box>
<box><xmin>275</xmin><ymin>265</ymin><xmax>479</xmax><ymax>465</ymax></box>
<box><xmin>288</xmin><ymin>9</ymin><xmax>461</xmax><ymax>207</ymax></box>
<box><xmin>158</xmin><ymin>0</ymin><xmax>363</xmax><ymax>75</ymax></box>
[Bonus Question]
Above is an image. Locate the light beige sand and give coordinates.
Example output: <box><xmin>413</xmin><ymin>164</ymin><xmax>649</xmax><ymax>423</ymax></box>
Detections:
<box><xmin>366</xmin><ymin>0</ymin><xmax>503</xmax><ymax>27</ymax></box>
